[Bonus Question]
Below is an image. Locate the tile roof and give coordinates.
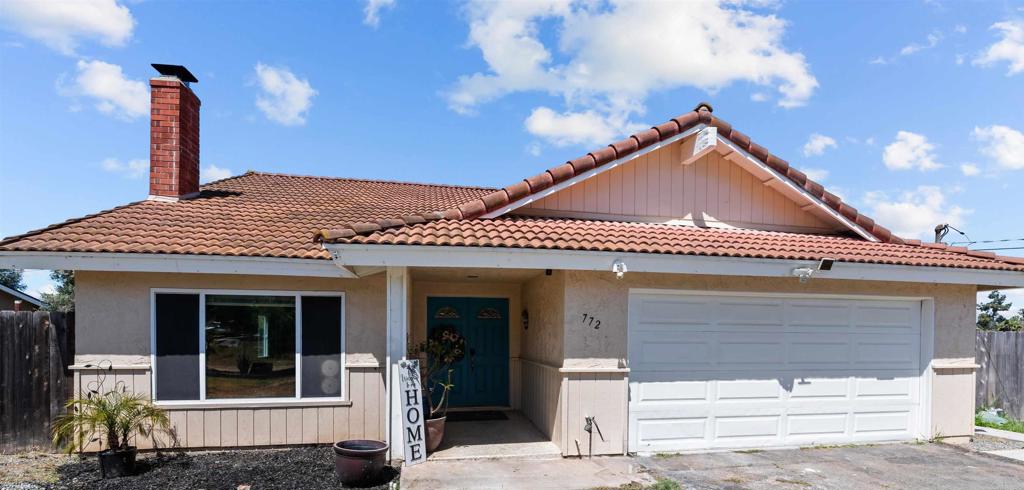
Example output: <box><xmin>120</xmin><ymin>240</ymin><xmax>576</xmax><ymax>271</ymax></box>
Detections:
<box><xmin>0</xmin><ymin>172</ymin><xmax>494</xmax><ymax>260</ymax></box>
<box><xmin>336</xmin><ymin>217</ymin><xmax>1024</xmax><ymax>272</ymax></box>
<box><xmin>317</xmin><ymin>103</ymin><xmax>898</xmax><ymax>244</ymax></box>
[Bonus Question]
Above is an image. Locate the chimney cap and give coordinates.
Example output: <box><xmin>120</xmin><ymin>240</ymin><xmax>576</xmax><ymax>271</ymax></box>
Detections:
<box><xmin>151</xmin><ymin>63</ymin><xmax>198</xmax><ymax>83</ymax></box>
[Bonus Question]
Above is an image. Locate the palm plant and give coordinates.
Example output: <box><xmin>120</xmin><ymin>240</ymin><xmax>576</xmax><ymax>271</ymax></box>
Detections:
<box><xmin>52</xmin><ymin>390</ymin><xmax>171</xmax><ymax>453</ymax></box>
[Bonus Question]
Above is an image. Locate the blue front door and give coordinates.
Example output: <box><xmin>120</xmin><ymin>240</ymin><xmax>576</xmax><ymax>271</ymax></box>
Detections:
<box><xmin>427</xmin><ymin>297</ymin><xmax>509</xmax><ymax>407</ymax></box>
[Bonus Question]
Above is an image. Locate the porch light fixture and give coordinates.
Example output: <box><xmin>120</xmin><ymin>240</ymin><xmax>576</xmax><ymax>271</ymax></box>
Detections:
<box><xmin>612</xmin><ymin>259</ymin><xmax>628</xmax><ymax>279</ymax></box>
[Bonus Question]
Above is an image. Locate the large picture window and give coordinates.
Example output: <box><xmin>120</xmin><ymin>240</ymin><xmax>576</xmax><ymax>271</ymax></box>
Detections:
<box><xmin>152</xmin><ymin>290</ymin><xmax>344</xmax><ymax>404</ymax></box>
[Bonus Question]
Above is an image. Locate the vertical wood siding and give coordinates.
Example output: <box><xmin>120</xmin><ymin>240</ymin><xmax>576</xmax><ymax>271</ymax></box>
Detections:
<box><xmin>74</xmin><ymin>365</ymin><xmax>384</xmax><ymax>450</ymax></box>
<box><xmin>561</xmin><ymin>371</ymin><xmax>627</xmax><ymax>457</ymax></box>
<box><xmin>524</xmin><ymin>144</ymin><xmax>833</xmax><ymax>232</ymax></box>
<box><xmin>519</xmin><ymin>359</ymin><xmax>562</xmax><ymax>449</ymax></box>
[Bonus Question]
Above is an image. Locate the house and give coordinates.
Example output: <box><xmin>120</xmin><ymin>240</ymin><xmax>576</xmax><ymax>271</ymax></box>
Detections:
<box><xmin>0</xmin><ymin>283</ymin><xmax>44</xmax><ymax>311</ymax></box>
<box><xmin>1</xmin><ymin>64</ymin><xmax>1022</xmax><ymax>458</ymax></box>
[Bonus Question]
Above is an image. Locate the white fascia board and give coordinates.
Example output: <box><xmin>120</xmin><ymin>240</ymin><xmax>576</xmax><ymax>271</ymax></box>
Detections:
<box><xmin>324</xmin><ymin>244</ymin><xmax>1024</xmax><ymax>288</ymax></box>
<box><xmin>481</xmin><ymin>125</ymin><xmax>705</xmax><ymax>219</ymax></box>
<box><xmin>714</xmin><ymin>135</ymin><xmax>877</xmax><ymax>242</ymax></box>
<box><xmin>0</xmin><ymin>251</ymin><xmax>356</xmax><ymax>278</ymax></box>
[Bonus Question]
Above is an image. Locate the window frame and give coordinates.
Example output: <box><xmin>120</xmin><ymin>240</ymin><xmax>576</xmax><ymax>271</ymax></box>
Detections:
<box><xmin>150</xmin><ymin>288</ymin><xmax>346</xmax><ymax>406</ymax></box>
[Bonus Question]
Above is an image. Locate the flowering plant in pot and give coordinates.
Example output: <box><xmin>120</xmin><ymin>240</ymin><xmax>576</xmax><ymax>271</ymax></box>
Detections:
<box><xmin>409</xmin><ymin>324</ymin><xmax>466</xmax><ymax>452</ymax></box>
<box><xmin>52</xmin><ymin>389</ymin><xmax>171</xmax><ymax>478</ymax></box>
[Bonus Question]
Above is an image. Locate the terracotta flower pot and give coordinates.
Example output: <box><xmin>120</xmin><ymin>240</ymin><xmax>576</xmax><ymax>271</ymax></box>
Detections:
<box><xmin>426</xmin><ymin>416</ymin><xmax>446</xmax><ymax>453</ymax></box>
<box><xmin>98</xmin><ymin>446</ymin><xmax>137</xmax><ymax>478</ymax></box>
<box><xmin>333</xmin><ymin>439</ymin><xmax>388</xmax><ymax>486</ymax></box>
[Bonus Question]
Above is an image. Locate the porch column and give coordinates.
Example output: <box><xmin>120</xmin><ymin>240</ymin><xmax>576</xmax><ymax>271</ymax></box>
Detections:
<box><xmin>385</xmin><ymin>266</ymin><xmax>410</xmax><ymax>460</ymax></box>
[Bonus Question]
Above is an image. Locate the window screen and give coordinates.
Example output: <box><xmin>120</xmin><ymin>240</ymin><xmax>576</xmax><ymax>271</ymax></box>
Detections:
<box><xmin>154</xmin><ymin>293</ymin><xmax>200</xmax><ymax>401</ymax></box>
<box><xmin>301</xmin><ymin>296</ymin><xmax>343</xmax><ymax>398</ymax></box>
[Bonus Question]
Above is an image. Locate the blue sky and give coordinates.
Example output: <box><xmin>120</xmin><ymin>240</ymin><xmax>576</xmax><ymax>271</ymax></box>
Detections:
<box><xmin>1</xmin><ymin>0</ymin><xmax>1022</xmax><ymax>305</ymax></box>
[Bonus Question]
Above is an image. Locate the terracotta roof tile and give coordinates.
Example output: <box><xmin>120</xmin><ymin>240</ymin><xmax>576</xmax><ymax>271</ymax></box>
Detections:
<box><xmin>0</xmin><ymin>172</ymin><xmax>494</xmax><ymax>260</ymax></box>
<box><xmin>335</xmin><ymin>217</ymin><xmax>1024</xmax><ymax>272</ymax></box>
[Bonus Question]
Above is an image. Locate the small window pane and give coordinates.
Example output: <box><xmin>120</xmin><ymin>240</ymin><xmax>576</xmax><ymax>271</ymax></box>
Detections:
<box><xmin>301</xmin><ymin>296</ymin><xmax>342</xmax><ymax>398</ymax></box>
<box><xmin>205</xmin><ymin>295</ymin><xmax>295</xmax><ymax>399</ymax></box>
<box><xmin>155</xmin><ymin>293</ymin><xmax>200</xmax><ymax>401</ymax></box>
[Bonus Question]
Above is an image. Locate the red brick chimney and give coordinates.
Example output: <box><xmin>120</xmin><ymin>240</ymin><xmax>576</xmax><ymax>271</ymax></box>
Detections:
<box><xmin>149</xmin><ymin>64</ymin><xmax>200</xmax><ymax>200</ymax></box>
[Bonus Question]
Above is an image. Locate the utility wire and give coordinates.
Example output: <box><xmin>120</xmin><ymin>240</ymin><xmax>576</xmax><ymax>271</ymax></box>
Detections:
<box><xmin>975</xmin><ymin>246</ymin><xmax>1024</xmax><ymax>251</ymax></box>
<box><xmin>950</xmin><ymin>237</ymin><xmax>1024</xmax><ymax>246</ymax></box>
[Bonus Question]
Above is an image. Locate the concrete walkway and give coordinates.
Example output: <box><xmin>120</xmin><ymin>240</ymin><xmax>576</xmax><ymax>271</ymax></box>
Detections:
<box><xmin>976</xmin><ymin>425</ymin><xmax>1024</xmax><ymax>462</ymax></box>
<box><xmin>428</xmin><ymin>411</ymin><xmax>561</xmax><ymax>461</ymax></box>
<box><xmin>402</xmin><ymin>456</ymin><xmax>655</xmax><ymax>490</ymax></box>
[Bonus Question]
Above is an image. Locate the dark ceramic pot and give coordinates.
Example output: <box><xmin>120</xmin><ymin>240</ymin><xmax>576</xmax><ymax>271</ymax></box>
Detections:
<box><xmin>425</xmin><ymin>416</ymin><xmax>446</xmax><ymax>453</ymax></box>
<box><xmin>333</xmin><ymin>440</ymin><xmax>388</xmax><ymax>486</ymax></box>
<box><xmin>98</xmin><ymin>446</ymin><xmax>137</xmax><ymax>478</ymax></box>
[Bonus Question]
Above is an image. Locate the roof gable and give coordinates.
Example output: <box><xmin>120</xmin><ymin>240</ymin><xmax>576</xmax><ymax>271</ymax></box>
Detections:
<box><xmin>513</xmin><ymin>131</ymin><xmax>840</xmax><ymax>235</ymax></box>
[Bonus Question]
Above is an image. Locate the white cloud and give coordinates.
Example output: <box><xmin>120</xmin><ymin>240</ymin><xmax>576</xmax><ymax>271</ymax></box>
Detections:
<box><xmin>864</xmin><ymin>186</ymin><xmax>969</xmax><ymax>240</ymax></box>
<box><xmin>0</xmin><ymin>0</ymin><xmax>134</xmax><ymax>55</ymax></box>
<box><xmin>899</xmin><ymin>31</ymin><xmax>942</xmax><ymax>56</ymax></box>
<box><xmin>363</xmin><ymin>0</ymin><xmax>395</xmax><ymax>28</ymax></box>
<box><xmin>448</xmin><ymin>0</ymin><xmax>817</xmax><ymax>146</ymax></box>
<box><xmin>525</xmin><ymin>141</ymin><xmax>543</xmax><ymax>157</ymax></box>
<box><xmin>524</xmin><ymin>107</ymin><xmax>640</xmax><ymax>147</ymax></box>
<box><xmin>802</xmin><ymin>133</ymin><xmax>837</xmax><ymax>157</ymax></box>
<box><xmin>960</xmin><ymin>163</ymin><xmax>981</xmax><ymax>176</ymax></box>
<box><xmin>973</xmin><ymin>20</ymin><xmax>1024</xmax><ymax>75</ymax></box>
<box><xmin>101</xmin><ymin>157</ymin><xmax>147</xmax><ymax>178</ymax></box>
<box><xmin>63</xmin><ymin>60</ymin><xmax>148</xmax><ymax>120</ymax></box>
<box><xmin>802</xmin><ymin>168</ymin><xmax>829</xmax><ymax>182</ymax></box>
<box><xmin>954</xmin><ymin>24</ymin><xmax>967</xmax><ymax>34</ymax></box>
<box><xmin>750</xmin><ymin>92</ymin><xmax>769</xmax><ymax>102</ymax></box>
<box><xmin>882</xmin><ymin>131</ymin><xmax>942</xmax><ymax>171</ymax></box>
<box><xmin>201</xmin><ymin>164</ymin><xmax>233</xmax><ymax>183</ymax></box>
<box><xmin>973</xmin><ymin>125</ymin><xmax>1024</xmax><ymax>170</ymax></box>
<box><xmin>254</xmin><ymin>63</ymin><xmax>317</xmax><ymax>126</ymax></box>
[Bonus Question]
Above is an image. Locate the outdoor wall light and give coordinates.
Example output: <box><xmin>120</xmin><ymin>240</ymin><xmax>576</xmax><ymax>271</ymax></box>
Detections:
<box><xmin>612</xmin><ymin>259</ymin><xmax>628</xmax><ymax>279</ymax></box>
<box><xmin>791</xmin><ymin>258</ymin><xmax>835</xmax><ymax>283</ymax></box>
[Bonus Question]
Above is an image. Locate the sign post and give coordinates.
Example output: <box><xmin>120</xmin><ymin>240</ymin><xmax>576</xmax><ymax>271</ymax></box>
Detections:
<box><xmin>398</xmin><ymin>359</ymin><xmax>426</xmax><ymax>466</ymax></box>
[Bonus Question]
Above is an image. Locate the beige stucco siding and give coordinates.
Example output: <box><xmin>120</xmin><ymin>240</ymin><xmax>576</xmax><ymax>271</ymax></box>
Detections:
<box><xmin>75</xmin><ymin>271</ymin><xmax>386</xmax><ymax>366</ymax></box>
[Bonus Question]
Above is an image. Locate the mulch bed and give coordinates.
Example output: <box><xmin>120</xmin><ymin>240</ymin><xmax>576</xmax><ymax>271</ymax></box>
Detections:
<box><xmin>37</xmin><ymin>446</ymin><xmax>398</xmax><ymax>490</ymax></box>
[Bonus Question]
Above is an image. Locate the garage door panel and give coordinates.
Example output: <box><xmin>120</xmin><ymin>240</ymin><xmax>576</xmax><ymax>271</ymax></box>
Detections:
<box><xmin>629</xmin><ymin>292</ymin><xmax>924</xmax><ymax>452</ymax></box>
<box><xmin>635</xmin><ymin>380</ymin><xmax>709</xmax><ymax>404</ymax></box>
<box><xmin>716</xmin><ymin>379</ymin><xmax>781</xmax><ymax>400</ymax></box>
<box><xmin>786</xmin><ymin>413</ymin><xmax>848</xmax><ymax>436</ymax></box>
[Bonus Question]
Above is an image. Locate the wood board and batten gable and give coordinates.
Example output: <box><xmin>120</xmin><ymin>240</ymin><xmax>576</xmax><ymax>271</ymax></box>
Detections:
<box><xmin>515</xmin><ymin>132</ymin><xmax>845</xmax><ymax>235</ymax></box>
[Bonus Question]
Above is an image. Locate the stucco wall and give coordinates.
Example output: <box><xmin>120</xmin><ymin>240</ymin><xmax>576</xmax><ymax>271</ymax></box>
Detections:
<box><xmin>521</xmin><ymin>271</ymin><xmax>566</xmax><ymax>367</ymax></box>
<box><xmin>74</xmin><ymin>271</ymin><xmax>386</xmax><ymax>366</ymax></box>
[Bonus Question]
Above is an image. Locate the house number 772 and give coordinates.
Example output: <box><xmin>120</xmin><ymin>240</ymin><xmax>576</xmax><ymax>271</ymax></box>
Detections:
<box><xmin>581</xmin><ymin>313</ymin><xmax>601</xmax><ymax>330</ymax></box>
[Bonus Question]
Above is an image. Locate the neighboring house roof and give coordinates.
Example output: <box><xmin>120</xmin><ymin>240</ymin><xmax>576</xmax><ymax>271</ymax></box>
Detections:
<box><xmin>1</xmin><ymin>104</ymin><xmax>1022</xmax><ymax>273</ymax></box>
<box><xmin>334</xmin><ymin>217</ymin><xmax>1024</xmax><ymax>272</ymax></box>
<box><xmin>0</xmin><ymin>173</ymin><xmax>494</xmax><ymax>260</ymax></box>
<box><xmin>0</xmin><ymin>283</ymin><xmax>45</xmax><ymax>307</ymax></box>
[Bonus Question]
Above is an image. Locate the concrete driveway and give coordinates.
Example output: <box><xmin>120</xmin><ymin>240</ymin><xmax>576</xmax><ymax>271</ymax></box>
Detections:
<box><xmin>640</xmin><ymin>442</ymin><xmax>1024</xmax><ymax>490</ymax></box>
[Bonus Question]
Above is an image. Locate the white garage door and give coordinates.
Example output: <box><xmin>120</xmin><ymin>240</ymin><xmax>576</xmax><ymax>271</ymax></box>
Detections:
<box><xmin>628</xmin><ymin>291</ymin><xmax>926</xmax><ymax>452</ymax></box>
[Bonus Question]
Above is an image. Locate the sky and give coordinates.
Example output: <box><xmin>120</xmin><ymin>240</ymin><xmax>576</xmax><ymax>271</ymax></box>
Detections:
<box><xmin>0</xmin><ymin>0</ymin><xmax>1022</xmax><ymax>308</ymax></box>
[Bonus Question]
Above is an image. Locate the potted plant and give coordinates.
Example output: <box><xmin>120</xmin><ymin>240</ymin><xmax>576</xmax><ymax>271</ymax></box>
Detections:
<box><xmin>409</xmin><ymin>324</ymin><xmax>466</xmax><ymax>452</ymax></box>
<box><xmin>52</xmin><ymin>389</ymin><xmax>171</xmax><ymax>478</ymax></box>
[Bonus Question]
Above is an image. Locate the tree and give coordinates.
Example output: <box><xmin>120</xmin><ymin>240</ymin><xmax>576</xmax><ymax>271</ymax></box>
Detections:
<box><xmin>977</xmin><ymin>291</ymin><xmax>1018</xmax><ymax>331</ymax></box>
<box><xmin>0</xmin><ymin>268</ymin><xmax>26</xmax><ymax>291</ymax></box>
<box><xmin>41</xmin><ymin>270</ymin><xmax>74</xmax><ymax>312</ymax></box>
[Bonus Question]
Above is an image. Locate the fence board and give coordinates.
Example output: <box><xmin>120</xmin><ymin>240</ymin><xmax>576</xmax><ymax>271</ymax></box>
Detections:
<box><xmin>977</xmin><ymin>330</ymin><xmax>1024</xmax><ymax>420</ymax></box>
<box><xmin>0</xmin><ymin>311</ymin><xmax>73</xmax><ymax>453</ymax></box>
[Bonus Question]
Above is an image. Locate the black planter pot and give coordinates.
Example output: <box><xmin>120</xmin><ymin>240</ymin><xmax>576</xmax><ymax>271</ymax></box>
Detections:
<box><xmin>98</xmin><ymin>447</ymin><xmax>137</xmax><ymax>479</ymax></box>
<box><xmin>333</xmin><ymin>440</ymin><xmax>388</xmax><ymax>487</ymax></box>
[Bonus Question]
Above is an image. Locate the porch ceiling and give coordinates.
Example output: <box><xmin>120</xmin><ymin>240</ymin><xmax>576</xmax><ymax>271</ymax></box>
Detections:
<box><xmin>410</xmin><ymin>267</ymin><xmax>544</xmax><ymax>283</ymax></box>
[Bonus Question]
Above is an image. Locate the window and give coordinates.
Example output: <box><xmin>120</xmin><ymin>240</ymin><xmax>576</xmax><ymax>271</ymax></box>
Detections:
<box><xmin>152</xmin><ymin>290</ymin><xmax>344</xmax><ymax>404</ymax></box>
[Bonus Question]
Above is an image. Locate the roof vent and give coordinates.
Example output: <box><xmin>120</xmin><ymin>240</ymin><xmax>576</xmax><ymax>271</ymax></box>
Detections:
<box><xmin>151</xmin><ymin>63</ymin><xmax>198</xmax><ymax>86</ymax></box>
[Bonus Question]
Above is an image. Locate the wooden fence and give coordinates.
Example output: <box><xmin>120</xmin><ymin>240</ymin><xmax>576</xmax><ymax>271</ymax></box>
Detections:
<box><xmin>977</xmin><ymin>330</ymin><xmax>1024</xmax><ymax>420</ymax></box>
<box><xmin>0</xmin><ymin>311</ymin><xmax>74</xmax><ymax>453</ymax></box>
